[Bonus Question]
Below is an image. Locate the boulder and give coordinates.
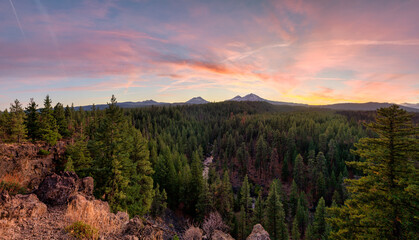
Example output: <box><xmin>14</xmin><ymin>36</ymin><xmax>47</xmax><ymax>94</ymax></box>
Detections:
<box><xmin>246</xmin><ymin>224</ymin><xmax>270</xmax><ymax>240</ymax></box>
<box><xmin>211</xmin><ymin>230</ymin><xmax>234</xmax><ymax>240</ymax></box>
<box><xmin>36</xmin><ymin>172</ymin><xmax>93</xmax><ymax>205</ymax></box>
<box><xmin>125</xmin><ymin>216</ymin><xmax>164</xmax><ymax>240</ymax></box>
<box><xmin>0</xmin><ymin>191</ymin><xmax>47</xmax><ymax>220</ymax></box>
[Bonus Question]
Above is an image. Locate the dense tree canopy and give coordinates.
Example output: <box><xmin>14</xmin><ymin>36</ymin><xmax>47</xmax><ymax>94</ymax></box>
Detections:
<box><xmin>1</xmin><ymin>96</ymin><xmax>417</xmax><ymax>239</ymax></box>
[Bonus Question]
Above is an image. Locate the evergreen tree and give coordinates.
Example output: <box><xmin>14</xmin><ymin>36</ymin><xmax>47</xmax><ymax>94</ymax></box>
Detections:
<box><xmin>151</xmin><ymin>183</ymin><xmax>167</xmax><ymax>217</ymax></box>
<box><xmin>39</xmin><ymin>95</ymin><xmax>61</xmax><ymax>145</ymax></box>
<box><xmin>54</xmin><ymin>103</ymin><xmax>70</xmax><ymax>138</ymax></box>
<box><xmin>252</xmin><ymin>191</ymin><xmax>264</xmax><ymax>226</ymax></box>
<box><xmin>265</xmin><ymin>180</ymin><xmax>289</xmax><ymax>240</ymax></box>
<box><xmin>292</xmin><ymin>217</ymin><xmax>300</xmax><ymax>240</ymax></box>
<box><xmin>328</xmin><ymin>105</ymin><xmax>419</xmax><ymax>239</ymax></box>
<box><xmin>190</xmin><ymin>150</ymin><xmax>204</xmax><ymax>216</ymax></box>
<box><xmin>25</xmin><ymin>98</ymin><xmax>39</xmax><ymax>141</ymax></box>
<box><xmin>240</xmin><ymin>174</ymin><xmax>251</xmax><ymax>214</ymax></box>
<box><xmin>289</xmin><ymin>180</ymin><xmax>299</xmax><ymax>217</ymax></box>
<box><xmin>196</xmin><ymin>180</ymin><xmax>213</xmax><ymax>220</ymax></box>
<box><xmin>65</xmin><ymin>137</ymin><xmax>93</xmax><ymax>176</ymax></box>
<box><xmin>126</xmin><ymin>129</ymin><xmax>154</xmax><ymax>216</ymax></box>
<box><xmin>9</xmin><ymin>99</ymin><xmax>27</xmax><ymax>143</ymax></box>
<box><xmin>313</xmin><ymin>197</ymin><xmax>326</xmax><ymax>239</ymax></box>
<box><xmin>89</xmin><ymin>95</ymin><xmax>132</xmax><ymax>212</ymax></box>
<box><xmin>282</xmin><ymin>156</ymin><xmax>289</xmax><ymax>181</ymax></box>
<box><xmin>239</xmin><ymin>205</ymin><xmax>247</xmax><ymax>240</ymax></box>
<box><xmin>293</xmin><ymin>154</ymin><xmax>305</xmax><ymax>189</ymax></box>
<box><xmin>296</xmin><ymin>193</ymin><xmax>309</xmax><ymax>235</ymax></box>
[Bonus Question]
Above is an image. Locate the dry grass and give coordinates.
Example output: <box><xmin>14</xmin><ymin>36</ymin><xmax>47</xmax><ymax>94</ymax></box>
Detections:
<box><xmin>0</xmin><ymin>172</ymin><xmax>23</xmax><ymax>185</ymax></box>
<box><xmin>65</xmin><ymin>195</ymin><xmax>124</xmax><ymax>236</ymax></box>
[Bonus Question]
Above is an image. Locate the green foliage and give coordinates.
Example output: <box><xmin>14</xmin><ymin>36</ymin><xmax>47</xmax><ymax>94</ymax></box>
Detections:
<box><xmin>313</xmin><ymin>197</ymin><xmax>326</xmax><ymax>239</ymax></box>
<box><xmin>0</xmin><ymin>181</ymin><xmax>27</xmax><ymax>195</ymax></box>
<box><xmin>252</xmin><ymin>191</ymin><xmax>264</xmax><ymax>227</ymax></box>
<box><xmin>151</xmin><ymin>184</ymin><xmax>167</xmax><ymax>217</ymax></box>
<box><xmin>39</xmin><ymin>95</ymin><xmax>61</xmax><ymax>145</ymax></box>
<box><xmin>9</xmin><ymin>99</ymin><xmax>27</xmax><ymax>143</ymax></box>
<box><xmin>25</xmin><ymin>98</ymin><xmax>40</xmax><ymax>141</ymax></box>
<box><xmin>88</xmin><ymin>95</ymin><xmax>154</xmax><ymax>216</ymax></box>
<box><xmin>292</xmin><ymin>217</ymin><xmax>300</xmax><ymax>240</ymax></box>
<box><xmin>65</xmin><ymin>221</ymin><xmax>98</xmax><ymax>240</ymax></box>
<box><xmin>328</xmin><ymin>105</ymin><xmax>419</xmax><ymax>239</ymax></box>
<box><xmin>64</xmin><ymin>138</ymin><xmax>93</xmax><ymax>177</ymax></box>
<box><xmin>265</xmin><ymin>180</ymin><xmax>289</xmax><ymax>240</ymax></box>
<box><xmin>38</xmin><ymin>149</ymin><xmax>50</xmax><ymax>156</ymax></box>
<box><xmin>240</xmin><ymin>175</ymin><xmax>251</xmax><ymax>214</ymax></box>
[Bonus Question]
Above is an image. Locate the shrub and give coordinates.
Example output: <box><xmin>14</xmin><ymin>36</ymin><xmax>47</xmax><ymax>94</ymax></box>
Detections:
<box><xmin>0</xmin><ymin>181</ymin><xmax>27</xmax><ymax>195</ymax></box>
<box><xmin>38</xmin><ymin>149</ymin><xmax>50</xmax><ymax>156</ymax></box>
<box><xmin>183</xmin><ymin>225</ymin><xmax>203</xmax><ymax>240</ymax></box>
<box><xmin>202</xmin><ymin>212</ymin><xmax>229</xmax><ymax>238</ymax></box>
<box><xmin>65</xmin><ymin>221</ymin><xmax>98</xmax><ymax>240</ymax></box>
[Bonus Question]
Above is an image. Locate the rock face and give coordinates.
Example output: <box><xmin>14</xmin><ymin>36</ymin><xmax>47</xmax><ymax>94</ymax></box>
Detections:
<box><xmin>211</xmin><ymin>230</ymin><xmax>235</xmax><ymax>240</ymax></box>
<box><xmin>246</xmin><ymin>224</ymin><xmax>270</xmax><ymax>240</ymax></box>
<box><xmin>36</xmin><ymin>172</ymin><xmax>94</xmax><ymax>205</ymax></box>
<box><xmin>124</xmin><ymin>216</ymin><xmax>164</xmax><ymax>240</ymax></box>
<box><xmin>0</xmin><ymin>142</ymin><xmax>66</xmax><ymax>190</ymax></box>
<box><xmin>0</xmin><ymin>191</ymin><xmax>47</xmax><ymax>220</ymax></box>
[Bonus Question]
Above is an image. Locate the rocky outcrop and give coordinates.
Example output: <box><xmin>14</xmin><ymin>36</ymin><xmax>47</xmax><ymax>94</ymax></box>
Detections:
<box><xmin>246</xmin><ymin>224</ymin><xmax>270</xmax><ymax>240</ymax></box>
<box><xmin>0</xmin><ymin>191</ymin><xmax>47</xmax><ymax>220</ymax></box>
<box><xmin>0</xmin><ymin>142</ymin><xmax>66</xmax><ymax>190</ymax></box>
<box><xmin>211</xmin><ymin>230</ymin><xmax>234</xmax><ymax>240</ymax></box>
<box><xmin>124</xmin><ymin>216</ymin><xmax>165</xmax><ymax>240</ymax></box>
<box><xmin>36</xmin><ymin>172</ymin><xmax>94</xmax><ymax>205</ymax></box>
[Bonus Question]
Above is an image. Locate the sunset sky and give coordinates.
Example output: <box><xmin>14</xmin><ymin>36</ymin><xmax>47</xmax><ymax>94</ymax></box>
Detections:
<box><xmin>1</xmin><ymin>0</ymin><xmax>418</xmax><ymax>109</ymax></box>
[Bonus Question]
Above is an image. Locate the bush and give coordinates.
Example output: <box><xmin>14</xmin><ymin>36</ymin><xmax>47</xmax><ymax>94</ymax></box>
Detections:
<box><xmin>65</xmin><ymin>221</ymin><xmax>98</xmax><ymax>240</ymax></box>
<box><xmin>0</xmin><ymin>181</ymin><xmax>27</xmax><ymax>195</ymax></box>
<box><xmin>38</xmin><ymin>149</ymin><xmax>50</xmax><ymax>156</ymax></box>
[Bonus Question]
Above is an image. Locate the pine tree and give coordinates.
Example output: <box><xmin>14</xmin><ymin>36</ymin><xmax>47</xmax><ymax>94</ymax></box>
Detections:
<box><xmin>313</xmin><ymin>197</ymin><xmax>326</xmax><ymax>239</ymax></box>
<box><xmin>196</xmin><ymin>180</ymin><xmax>213</xmax><ymax>221</ymax></box>
<box><xmin>240</xmin><ymin>174</ymin><xmax>251</xmax><ymax>214</ymax></box>
<box><xmin>190</xmin><ymin>150</ymin><xmax>204</xmax><ymax>216</ymax></box>
<box><xmin>65</xmin><ymin>137</ymin><xmax>93</xmax><ymax>176</ymax></box>
<box><xmin>252</xmin><ymin>191</ymin><xmax>264</xmax><ymax>226</ymax></box>
<box><xmin>25</xmin><ymin>98</ymin><xmax>39</xmax><ymax>141</ymax></box>
<box><xmin>265</xmin><ymin>180</ymin><xmax>289</xmax><ymax>240</ymax></box>
<box><xmin>39</xmin><ymin>95</ymin><xmax>61</xmax><ymax>145</ymax></box>
<box><xmin>9</xmin><ymin>99</ymin><xmax>27</xmax><ymax>143</ymax></box>
<box><xmin>89</xmin><ymin>95</ymin><xmax>132</xmax><ymax>212</ymax></box>
<box><xmin>289</xmin><ymin>180</ymin><xmax>299</xmax><ymax>217</ymax></box>
<box><xmin>328</xmin><ymin>105</ymin><xmax>419</xmax><ymax>239</ymax></box>
<box><xmin>126</xmin><ymin>129</ymin><xmax>154</xmax><ymax>216</ymax></box>
<box><xmin>150</xmin><ymin>183</ymin><xmax>167</xmax><ymax>217</ymax></box>
<box><xmin>296</xmin><ymin>193</ymin><xmax>309</xmax><ymax>235</ymax></box>
<box><xmin>293</xmin><ymin>154</ymin><xmax>305</xmax><ymax>190</ymax></box>
<box><xmin>239</xmin><ymin>205</ymin><xmax>247</xmax><ymax>240</ymax></box>
<box><xmin>54</xmin><ymin>103</ymin><xmax>70</xmax><ymax>138</ymax></box>
<box><xmin>292</xmin><ymin>217</ymin><xmax>300</xmax><ymax>240</ymax></box>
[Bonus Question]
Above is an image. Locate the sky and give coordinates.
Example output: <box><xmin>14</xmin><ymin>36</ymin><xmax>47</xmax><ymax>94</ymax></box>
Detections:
<box><xmin>0</xmin><ymin>0</ymin><xmax>418</xmax><ymax>109</ymax></box>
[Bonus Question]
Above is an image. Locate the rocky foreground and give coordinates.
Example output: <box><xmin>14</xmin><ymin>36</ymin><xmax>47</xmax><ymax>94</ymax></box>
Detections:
<box><xmin>0</xmin><ymin>171</ymin><xmax>271</xmax><ymax>240</ymax></box>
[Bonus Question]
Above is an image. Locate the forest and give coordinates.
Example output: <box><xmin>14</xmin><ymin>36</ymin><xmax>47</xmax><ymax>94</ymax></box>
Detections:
<box><xmin>0</xmin><ymin>95</ymin><xmax>417</xmax><ymax>240</ymax></box>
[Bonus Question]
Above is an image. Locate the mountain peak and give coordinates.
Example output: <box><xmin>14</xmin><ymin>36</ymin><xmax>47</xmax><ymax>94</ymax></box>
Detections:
<box><xmin>186</xmin><ymin>97</ymin><xmax>209</xmax><ymax>104</ymax></box>
<box><xmin>229</xmin><ymin>93</ymin><xmax>265</xmax><ymax>102</ymax></box>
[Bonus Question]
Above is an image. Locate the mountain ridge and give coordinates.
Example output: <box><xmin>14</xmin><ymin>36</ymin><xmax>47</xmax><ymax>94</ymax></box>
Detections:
<box><xmin>78</xmin><ymin>94</ymin><xmax>419</xmax><ymax>112</ymax></box>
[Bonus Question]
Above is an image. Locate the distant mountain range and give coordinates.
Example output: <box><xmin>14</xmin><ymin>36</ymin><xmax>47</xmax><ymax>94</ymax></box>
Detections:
<box><xmin>79</xmin><ymin>93</ymin><xmax>419</xmax><ymax>112</ymax></box>
<box><xmin>227</xmin><ymin>93</ymin><xmax>306</xmax><ymax>106</ymax></box>
<box><xmin>318</xmin><ymin>102</ymin><xmax>419</xmax><ymax>112</ymax></box>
